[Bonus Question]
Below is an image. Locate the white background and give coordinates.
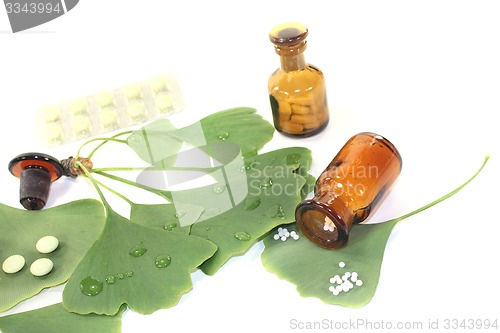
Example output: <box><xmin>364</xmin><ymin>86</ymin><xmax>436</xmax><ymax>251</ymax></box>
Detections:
<box><xmin>1</xmin><ymin>1</ymin><xmax>499</xmax><ymax>332</ymax></box>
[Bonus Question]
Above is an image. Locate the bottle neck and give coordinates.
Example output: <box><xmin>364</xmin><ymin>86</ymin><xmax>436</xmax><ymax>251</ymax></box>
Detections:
<box><xmin>280</xmin><ymin>53</ymin><xmax>307</xmax><ymax>71</ymax></box>
<box><xmin>274</xmin><ymin>41</ymin><xmax>307</xmax><ymax>71</ymax></box>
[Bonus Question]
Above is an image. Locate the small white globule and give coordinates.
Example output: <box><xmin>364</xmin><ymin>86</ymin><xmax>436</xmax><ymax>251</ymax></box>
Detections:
<box><xmin>274</xmin><ymin>227</ymin><xmax>300</xmax><ymax>242</ymax></box>
<box><xmin>328</xmin><ymin>266</ymin><xmax>364</xmax><ymax>296</ymax></box>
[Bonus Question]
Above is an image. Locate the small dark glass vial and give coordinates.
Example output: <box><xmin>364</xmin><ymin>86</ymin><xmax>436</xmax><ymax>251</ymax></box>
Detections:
<box><xmin>268</xmin><ymin>22</ymin><xmax>329</xmax><ymax>137</ymax></box>
<box><xmin>295</xmin><ymin>132</ymin><xmax>402</xmax><ymax>249</ymax></box>
<box><xmin>8</xmin><ymin>153</ymin><xmax>64</xmax><ymax>210</ymax></box>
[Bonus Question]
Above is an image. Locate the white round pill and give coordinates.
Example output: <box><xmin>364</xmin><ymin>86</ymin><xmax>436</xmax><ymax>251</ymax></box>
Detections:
<box><xmin>30</xmin><ymin>258</ymin><xmax>54</xmax><ymax>277</ymax></box>
<box><xmin>2</xmin><ymin>254</ymin><xmax>26</xmax><ymax>274</ymax></box>
<box><xmin>36</xmin><ymin>236</ymin><xmax>59</xmax><ymax>254</ymax></box>
<box><xmin>338</xmin><ymin>261</ymin><xmax>346</xmax><ymax>268</ymax></box>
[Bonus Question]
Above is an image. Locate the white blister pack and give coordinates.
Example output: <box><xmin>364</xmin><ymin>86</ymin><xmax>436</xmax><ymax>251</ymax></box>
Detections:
<box><xmin>35</xmin><ymin>73</ymin><xmax>184</xmax><ymax>147</ymax></box>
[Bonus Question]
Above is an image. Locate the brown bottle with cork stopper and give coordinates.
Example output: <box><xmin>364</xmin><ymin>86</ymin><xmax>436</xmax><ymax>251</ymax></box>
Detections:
<box><xmin>268</xmin><ymin>22</ymin><xmax>329</xmax><ymax>137</ymax></box>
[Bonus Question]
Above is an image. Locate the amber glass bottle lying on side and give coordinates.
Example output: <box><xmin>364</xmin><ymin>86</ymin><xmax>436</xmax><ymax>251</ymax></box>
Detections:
<box><xmin>295</xmin><ymin>132</ymin><xmax>402</xmax><ymax>249</ymax></box>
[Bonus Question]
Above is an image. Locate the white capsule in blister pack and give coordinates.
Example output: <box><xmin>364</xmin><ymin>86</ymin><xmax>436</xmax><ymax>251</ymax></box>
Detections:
<box><xmin>35</xmin><ymin>72</ymin><xmax>184</xmax><ymax>147</ymax></box>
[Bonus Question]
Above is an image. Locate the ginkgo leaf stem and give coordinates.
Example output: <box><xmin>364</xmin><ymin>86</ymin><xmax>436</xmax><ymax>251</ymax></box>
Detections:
<box><xmin>384</xmin><ymin>155</ymin><xmax>490</xmax><ymax>225</ymax></box>
<box><xmin>93</xmin><ymin>170</ymin><xmax>173</xmax><ymax>202</ymax></box>
<box><xmin>91</xmin><ymin>166</ymin><xmax>217</xmax><ymax>173</ymax></box>
<box><xmin>93</xmin><ymin>178</ymin><xmax>135</xmax><ymax>206</ymax></box>
<box><xmin>75</xmin><ymin>161</ymin><xmax>112</xmax><ymax>211</ymax></box>
<box><xmin>76</xmin><ymin>130</ymin><xmax>133</xmax><ymax>159</ymax></box>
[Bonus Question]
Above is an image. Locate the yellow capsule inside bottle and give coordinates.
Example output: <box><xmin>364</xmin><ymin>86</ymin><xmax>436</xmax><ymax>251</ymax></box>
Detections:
<box><xmin>295</xmin><ymin>132</ymin><xmax>402</xmax><ymax>249</ymax></box>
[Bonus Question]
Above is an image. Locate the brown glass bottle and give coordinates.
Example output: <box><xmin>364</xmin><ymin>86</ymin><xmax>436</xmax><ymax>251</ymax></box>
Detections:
<box><xmin>268</xmin><ymin>22</ymin><xmax>329</xmax><ymax>137</ymax></box>
<box><xmin>295</xmin><ymin>132</ymin><xmax>402</xmax><ymax>249</ymax></box>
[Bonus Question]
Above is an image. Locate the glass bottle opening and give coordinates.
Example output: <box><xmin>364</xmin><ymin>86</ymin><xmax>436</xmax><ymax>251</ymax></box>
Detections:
<box><xmin>295</xmin><ymin>200</ymin><xmax>349</xmax><ymax>250</ymax></box>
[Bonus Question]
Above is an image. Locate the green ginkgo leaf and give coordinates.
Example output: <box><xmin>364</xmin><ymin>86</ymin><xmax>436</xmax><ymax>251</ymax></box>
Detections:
<box><xmin>105</xmin><ymin>147</ymin><xmax>313</xmax><ymax>276</ymax></box>
<box><xmin>0</xmin><ymin>200</ymin><xmax>105</xmax><ymax>312</ymax></box>
<box><xmin>115</xmin><ymin>146</ymin><xmax>313</xmax><ymax>276</ymax></box>
<box><xmin>190</xmin><ymin>147</ymin><xmax>313</xmax><ymax>275</ymax></box>
<box><xmin>261</xmin><ymin>156</ymin><xmax>490</xmax><ymax>308</ymax></box>
<box><xmin>195</xmin><ymin>107</ymin><xmax>274</xmax><ymax>158</ymax></box>
<box><xmin>261</xmin><ymin>222</ymin><xmax>397</xmax><ymax>308</ymax></box>
<box><xmin>0</xmin><ymin>303</ymin><xmax>125</xmax><ymax>333</ymax></box>
<box><xmin>126</xmin><ymin>107</ymin><xmax>274</xmax><ymax>165</ymax></box>
<box><xmin>126</xmin><ymin>118</ymin><xmax>182</xmax><ymax>165</ymax></box>
<box><xmin>62</xmin><ymin>207</ymin><xmax>217</xmax><ymax>315</ymax></box>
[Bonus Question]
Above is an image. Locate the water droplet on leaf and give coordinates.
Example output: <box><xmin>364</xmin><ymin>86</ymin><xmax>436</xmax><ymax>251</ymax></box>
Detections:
<box><xmin>175</xmin><ymin>210</ymin><xmax>186</xmax><ymax>218</ymax></box>
<box><xmin>234</xmin><ymin>231</ymin><xmax>251</xmax><ymax>241</ymax></box>
<box><xmin>286</xmin><ymin>153</ymin><xmax>301</xmax><ymax>165</ymax></box>
<box><xmin>116</xmin><ymin>273</ymin><xmax>125</xmax><ymax>279</ymax></box>
<box><xmin>213</xmin><ymin>184</ymin><xmax>226</xmax><ymax>194</ymax></box>
<box><xmin>164</xmin><ymin>222</ymin><xmax>177</xmax><ymax>231</ymax></box>
<box><xmin>105</xmin><ymin>275</ymin><xmax>116</xmax><ymax>284</ymax></box>
<box><xmin>259</xmin><ymin>177</ymin><xmax>273</xmax><ymax>189</ymax></box>
<box><xmin>217</xmin><ymin>131</ymin><xmax>230</xmax><ymax>141</ymax></box>
<box><xmin>244</xmin><ymin>159</ymin><xmax>257</xmax><ymax>171</ymax></box>
<box><xmin>265</xmin><ymin>204</ymin><xmax>285</xmax><ymax>219</ymax></box>
<box><xmin>129</xmin><ymin>134</ymin><xmax>144</xmax><ymax>143</ymax></box>
<box><xmin>129</xmin><ymin>244</ymin><xmax>147</xmax><ymax>257</ymax></box>
<box><xmin>125</xmin><ymin>271</ymin><xmax>134</xmax><ymax>277</ymax></box>
<box><xmin>155</xmin><ymin>255</ymin><xmax>172</xmax><ymax>268</ymax></box>
<box><xmin>244</xmin><ymin>196</ymin><xmax>261</xmax><ymax>211</ymax></box>
<box><xmin>80</xmin><ymin>276</ymin><xmax>103</xmax><ymax>296</ymax></box>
